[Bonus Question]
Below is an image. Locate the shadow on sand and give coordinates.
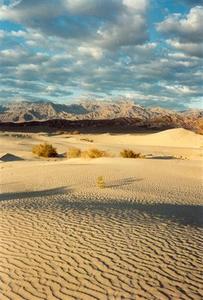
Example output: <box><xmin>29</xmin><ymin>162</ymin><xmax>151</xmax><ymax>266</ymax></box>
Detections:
<box><xmin>107</xmin><ymin>177</ymin><xmax>143</xmax><ymax>188</ymax></box>
<box><xmin>56</xmin><ymin>200</ymin><xmax>203</xmax><ymax>227</ymax></box>
<box><xmin>147</xmin><ymin>155</ymin><xmax>176</xmax><ymax>160</ymax></box>
<box><xmin>0</xmin><ymin>187</ymin><xmax>69</xmax><ymax>201</ymax></box>
<box><xmin>0</xmin><ymin>153</ymin><xmax>24</xmax><ymax>162</ymax></box>
<box><xmin>0</xmin><ymin>186</ymin><xmax>202</xmax><ymax>227</ymax></box>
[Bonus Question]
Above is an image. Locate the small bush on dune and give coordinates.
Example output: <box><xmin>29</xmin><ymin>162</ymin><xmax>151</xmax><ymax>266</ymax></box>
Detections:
<box><xmin>32</xmin><ymin>143</ymin><xmax>58</xmax><ymax>157</ymax></box>
<box><xmin>139</xmin><ymin>154</ymin><xmax>146</xmax><ymax>159</ymax></box>
<box><xmin>96</xmin><ymin>176</ymin><xmax>105</xmax><ymax>189</ymax></box>
<box><xmin>67</xmin><ymin>147</ymin><xmax>81</xmax><ymax>158</ymax></box>
<box><xmin>120</xmin><ymin>149</ymin><xmax>141</xmax><ymax>158</ymax></box>
<box><xmin>82</xmin><ymin>148</ymin><xmax>108</xmax><ymax>159</ymax></box>
<box><xmin>80</xmin><ymin>150</ymin><xmax>89</xmax><ymax>159</ymax></box>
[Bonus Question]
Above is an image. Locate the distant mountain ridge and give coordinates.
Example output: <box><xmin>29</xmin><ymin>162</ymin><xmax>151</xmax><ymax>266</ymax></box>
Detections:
<box><xmin>0</xmin><ymin>101</ymin><xmax>202</xmax><ymax>133</ymax></box>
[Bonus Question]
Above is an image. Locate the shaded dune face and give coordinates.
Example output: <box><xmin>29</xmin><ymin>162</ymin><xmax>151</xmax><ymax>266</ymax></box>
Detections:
<box><xmin>0</xmin><ymin>194</ymin><xmax>202</xmax><ymax>300</ymax></box>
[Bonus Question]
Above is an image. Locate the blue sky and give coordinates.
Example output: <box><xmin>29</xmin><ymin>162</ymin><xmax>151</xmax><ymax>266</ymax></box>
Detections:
<box><xmin>0</xmin><ymin>0</ymin><xmax>202</xmax><ymax>110</ymax></box>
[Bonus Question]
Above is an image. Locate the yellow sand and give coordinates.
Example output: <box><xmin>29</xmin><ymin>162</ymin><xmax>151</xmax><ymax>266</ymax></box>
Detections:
<box><xmin>0</xmin><ymin>129</ymin><xmax>202</xmax><ymax>299</ymax></box>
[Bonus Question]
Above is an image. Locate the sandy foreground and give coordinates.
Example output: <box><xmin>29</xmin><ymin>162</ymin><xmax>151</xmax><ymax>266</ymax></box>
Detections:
<box><xmin>0</xmin><ymin>128</ymin><xmax>203</xmax><ymax>300</ymax></box>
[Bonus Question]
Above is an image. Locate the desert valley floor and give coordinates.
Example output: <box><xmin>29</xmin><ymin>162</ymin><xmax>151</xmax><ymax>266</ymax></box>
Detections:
<box><xmin>0</xmin><ymin>128</ymin><xmax>202</xmax><ymax>300</ymax></box>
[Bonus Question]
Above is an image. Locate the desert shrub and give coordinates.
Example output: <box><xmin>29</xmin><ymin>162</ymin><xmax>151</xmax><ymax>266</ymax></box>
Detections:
<box><xmin>32</xmin><ymin>143</ymin><xmax>58</xmax><ymax>157</ymax></box>
<box><xmin>139</xmin><ymin>154</ymin><xmax>146</xmax><ymax>159</ymax></box>
<box><xmin>82</xmin><ymin>148</ymin><xmax>108</xmax><ymax>159</ymax></box>
<box><xmin>67</xmin><ymin>147</ymin><xmax>81</xmax><ymax>158</ymax></box>
<box><xmin>81</xmin><ymin>151</ymin><xmax>89</xmax><ymax>159</ymax></box>
<box><xmin>120</xmin><ymin>149</ymin><xmax>141</xmax><ymax>158</ymax></box>
<box><xmin>96</xmin><ymin>176</ymin><xmax>105</xmax><ymax>189</ymax></box>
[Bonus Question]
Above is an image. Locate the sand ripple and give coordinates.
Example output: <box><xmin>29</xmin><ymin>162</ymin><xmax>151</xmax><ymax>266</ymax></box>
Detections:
<box><xmin>0</xmin><ymin>194</ymin><xmax>202</xmax><ymax>300</ymax></box>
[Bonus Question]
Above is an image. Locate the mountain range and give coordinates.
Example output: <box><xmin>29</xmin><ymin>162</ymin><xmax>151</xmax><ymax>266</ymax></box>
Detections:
<box><xmin>0</xmin><ymin>101</ymin><xmax>202</xmax><ymax>133</ymax></box>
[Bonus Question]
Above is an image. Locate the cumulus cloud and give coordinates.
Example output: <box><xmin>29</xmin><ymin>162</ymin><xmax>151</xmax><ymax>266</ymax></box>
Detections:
<box><xmin>64</xmin><ymin>0</ymin><xmax>123</xmax><ymax>17</ymax></box>
<box><xmin>167</xmin><ymin>39</ymin><xmax>203</xmax><ymax>58</ymax></box>
<box><xmin>0</xmin><ymin>29</ymin><xmax>202</xmax><ymax>108</ymax></box>
<box><xmin>157</xmin><ymin>6</ymin><xmax>203</xmax><ymax>43</ymax></box>
<box><xmin>0</xmin><ymin>0</ymin><xmax>149</xmax><ymax>48</ymax></box>
<box><xmin>157</xmin><ymin>6</ymin><xmax>203</xmax><ymax>60</ymax></box>
<box><xmin>0</xmin><ymin>0</ymin><xmax>202</xmax><ymax>109</ymax></box>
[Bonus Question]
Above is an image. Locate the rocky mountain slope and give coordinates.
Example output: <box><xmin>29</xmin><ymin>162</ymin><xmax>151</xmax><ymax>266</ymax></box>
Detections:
<box><xmin>0</xmin><ymin>101</ymin><xmax>202</xmax><ymax>133</ymax></box>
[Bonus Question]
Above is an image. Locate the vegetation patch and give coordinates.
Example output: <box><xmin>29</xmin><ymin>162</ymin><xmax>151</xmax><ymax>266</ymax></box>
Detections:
<box><xmin>82</xmin><ymin>148</ymin><xmax>108</xmax><ymax>159</ymax></box>
<box><xmin>120</xmin><ymin>149</ymin><xmax>141</xmax><ymax>158</ymax></box>
<box><xmin>32</xmin><ymin>143</ymin><xmax>58</xmax><ymax>158</ymax></box>
<box><xmin>67</xmin><ymin>147</ymin><xmax>81</xmax><ymax>158</ymax></box>
<box><xmin>96</xmin><ymin>176</ymin><xmax>105</xmax><ymax>189</ymax></box>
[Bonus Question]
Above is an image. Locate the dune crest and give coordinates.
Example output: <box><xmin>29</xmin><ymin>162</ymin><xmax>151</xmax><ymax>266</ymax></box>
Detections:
<box><xmin>146</xmin><ymin>128</ymin><xmax>202</xmax><ymax>148</ymax></box>
<box><xmin>93</xmin><ymin>128</ymin><xmax>203</xmax><ymax>149</ymax></box>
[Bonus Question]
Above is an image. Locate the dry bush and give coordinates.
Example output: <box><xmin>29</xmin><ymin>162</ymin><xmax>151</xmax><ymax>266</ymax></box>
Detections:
<box><xmin>139</xmin><ymin>154</ymin><xmax>146</xmax><ymax>159</ymax></box>
<box><xmin>32</xmin><ymin>143</ymin><xmax>58</xmax><ymax>157</ymax></box>
<box><xmin>67</xmin><ymin>147</ymin><xmax>81</xmax><ymax>158</ymax></box>
<box><xmin>96</xmin><ymin>176</ymin><xmax>105</xmax><ymax>189</ymax></box>
<box><xmin>120</xmin><ymin>149</ymin><xmax>141</xmax><ymax>158</ymax></box>
<box><xmin>81</xmin><ymin>148</ymin><xmax>108</xmax><ymax>159</ymax></box>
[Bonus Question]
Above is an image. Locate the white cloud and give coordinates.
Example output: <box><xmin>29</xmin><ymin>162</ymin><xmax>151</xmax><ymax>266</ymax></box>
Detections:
<box><xmin>97</xmin><ymin>14</ymin><xmax>148</xmax><ymax>49</ymax></box>
<box><xmin>157</xmin><ymin>6</ymin><xmax>203</xmax><ymax>43</ymax></box>
<box><xmin>163</xmin><ymin>84</ymin><xmax>197</xmax><ymax>95</ymax></box>
<box><xmin>0</xmin><ymin>0</ymin><xmax>149</xmax><ymax>49</ymax></box>
<box><xmin>157</xmin><ymin>6</ymin><xmax>203</xmax><ymax>58</ymax></box>
<box><xmin>78</xmin><ymin>46</ymin><xmax>103</xmax><ymax>59</ymax></box>
<box><xmin>64</xmin><ymin>0</ymin><xmax>122</xmax><ymax>17</ymax></box>
<box><xmin>123</xmin><ymin>0</ymin><xmax>148</xmax><ymax>12</ymax></box>
<box><xmin>0</xmin><ymin>0</ymin><xmax>202</xmax><ymax>109</ymax></box>
<box><xmin>167</xmin><ymin>39</ymin><xmax>203</xmax><ymax>58</ymax></box>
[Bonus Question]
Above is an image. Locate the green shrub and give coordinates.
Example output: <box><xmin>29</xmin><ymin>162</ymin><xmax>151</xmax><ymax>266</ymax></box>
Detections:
<box><xmin>67</xmin><ymin>147</ymin><xmax>81</xmax><ymax>158</ymax></box>
<box><xmin>32</xmin><ymin>143</ymin><xmax>58</xmax><ymax>157</ymax></box>
<box><xmin>120</xmin><ymin>149</ymin><xmax>141</xmax><ymax>158</ymax></box>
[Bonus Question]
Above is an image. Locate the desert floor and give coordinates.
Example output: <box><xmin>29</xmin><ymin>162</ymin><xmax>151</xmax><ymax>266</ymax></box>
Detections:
<box><xmin>0</xmin><ymin>128</ymin><xmax>203</xmax><ymax>300</ymax></box>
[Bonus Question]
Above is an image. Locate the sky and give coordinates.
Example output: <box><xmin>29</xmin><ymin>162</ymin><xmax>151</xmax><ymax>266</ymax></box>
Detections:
<box><xmin>0</xmin><ymin>0</ymin><xmax>203</xmax><ymax>110</ymax></box>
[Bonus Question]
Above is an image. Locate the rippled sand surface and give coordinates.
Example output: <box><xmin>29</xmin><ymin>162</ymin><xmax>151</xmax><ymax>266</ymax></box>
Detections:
<box><xmin>0</xmin><ymin>194</ymin><xmax>203</xmax><ymax>300</ymax></box>
<box><xmin>0</xmin><ymin>130</ymin><xmax>203</xmax><ymax>299</ymax></box>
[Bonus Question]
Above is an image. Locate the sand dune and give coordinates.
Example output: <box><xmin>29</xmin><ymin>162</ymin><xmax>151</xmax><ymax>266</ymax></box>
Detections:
<box><xmin>92</xmin><ymin>128</ymin><xmax>203</xmax><ymax>149</ymax></box>
<box><xmin>0</xmin><ymin>129</ymin><xmax>202</xmax><ymax>299</ymax></box>
<box><xmin>146</xmin><ymin>128</ymin><xmax>202</xmax><ymax>148</ymax></box>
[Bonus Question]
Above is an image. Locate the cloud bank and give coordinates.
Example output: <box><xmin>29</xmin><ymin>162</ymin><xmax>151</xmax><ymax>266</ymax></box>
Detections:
<box><xmin>0</xmin><ymin>0</ymin><xmax>202</xmax><ymax>109</ymax></box>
